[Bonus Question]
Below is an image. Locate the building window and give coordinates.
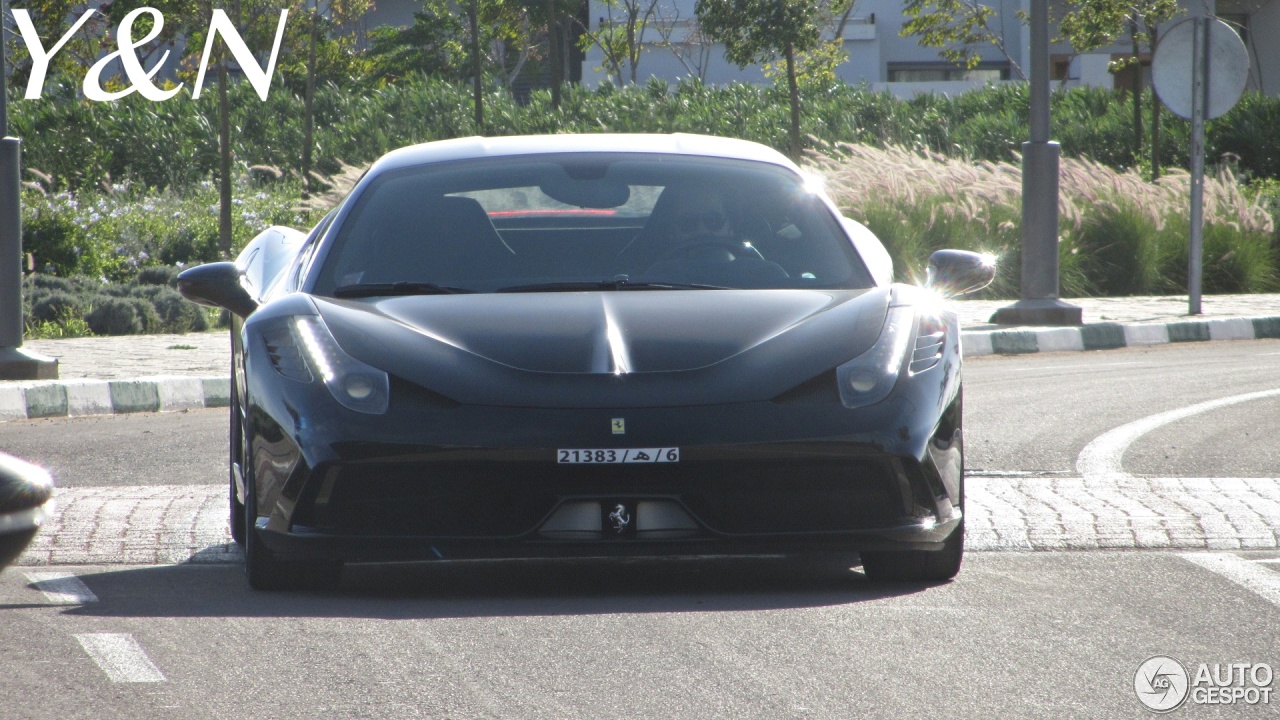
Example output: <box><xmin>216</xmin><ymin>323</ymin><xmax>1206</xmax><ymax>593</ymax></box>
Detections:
<box><xmin>887</xmin><ymin>63</ymin><xmax>1011</xmax><ymax>83</ymax></box>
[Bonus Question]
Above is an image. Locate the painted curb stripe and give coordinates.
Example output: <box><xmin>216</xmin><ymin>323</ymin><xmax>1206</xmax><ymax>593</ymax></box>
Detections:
<box><xmin>0</xmin><ymin>377</ymin><xmax>231</xmax><ymax>421</ymax></box>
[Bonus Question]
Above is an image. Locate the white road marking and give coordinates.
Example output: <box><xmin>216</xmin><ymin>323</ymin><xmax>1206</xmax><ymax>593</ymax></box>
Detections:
<box><xmin>1181</xmin><ymin>553</ymin><xmax>1280</xmax><ymax>608</ymax></box>
<box><xmin>74</xmin><ymin>633</ymin><xmax>166</xmax><ymax>683</ymax></box>
<box><xmin>1011</xmin><ymin>362</ymin><xmax>1141</xmax><ymax>372</ymax></box>
<box><xmin>24</xmin><ymin>572</ymin><xmax>99</xmax><ymax>604</ymax></box>
<box><xmin>1076</xmin><ymin>388</ymin><xmax>1280</xmax><ymax>481</ymax></box>
<box><xmin>1253</xmin><ymin>559</ymin><xmax>1280</xmax><ymax>564</ymax></box>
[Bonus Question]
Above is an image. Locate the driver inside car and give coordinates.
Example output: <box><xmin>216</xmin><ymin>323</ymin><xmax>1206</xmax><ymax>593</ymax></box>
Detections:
<box><xmin>636</xmin><ymin>185</ymin><xmax>741</xmax><ymax>275</ymax></box>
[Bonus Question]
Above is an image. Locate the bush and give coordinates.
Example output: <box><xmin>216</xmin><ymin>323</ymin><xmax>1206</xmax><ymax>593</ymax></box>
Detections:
<box><xmin>135</xmin><ymin>266</ymin><xmax>180</xmax><ymax>287</ymax></box>
<box><xmin>86</xmin><ymin>296</ymin><xmax>160</xmax><ymax>335</ymax></box>
<box><xmin>29</xmin><ymin>289</ymin><xmax>90</xmax><ymax>324</ymax></box>
<box><xmin>150</xmin><ymin>288</ymin><xmax>210</xmax><ymax>333</ymax></box>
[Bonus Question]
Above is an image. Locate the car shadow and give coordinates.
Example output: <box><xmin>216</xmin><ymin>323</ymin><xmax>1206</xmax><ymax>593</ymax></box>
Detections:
<box><xmin>34</xmin><ymin>548</ymin><xmax>953</xmax><ymax>620</ymax></box>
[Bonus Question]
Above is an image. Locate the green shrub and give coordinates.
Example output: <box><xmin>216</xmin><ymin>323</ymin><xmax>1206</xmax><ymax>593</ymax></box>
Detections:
<box><xmin>150</xmin><ymin>288</ymin><xmax>210</xmax><ymax>333</ymax></box>
<box><xmin>86</xmin><ymin>296</ymin><xmax>160</xmax><ymax>335</ymax></box>
<box><xmin>136</xmin><ymin>266</ymin><xmax>180</xmax><ymax>286</ymax></box>
<box><xmin>29</xmin><ymin>290</ymin><xmax>90</xmax><ymax>324</ymax></box>
<box><xmin>26</xmin><ymin>307</ymin><xmax>94</xmax><ymax>340</ymax></box>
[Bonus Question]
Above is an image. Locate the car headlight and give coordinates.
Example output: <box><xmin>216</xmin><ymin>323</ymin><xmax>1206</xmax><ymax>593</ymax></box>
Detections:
<box><xmin>836</xmin><ymin>305</ymin><xmax>914</xmax><ymax>409</ymax></box>
<box><xmin>263</xmin><ymin>316</ymin><xmax>390</xmax><ymax>414</ymax></box>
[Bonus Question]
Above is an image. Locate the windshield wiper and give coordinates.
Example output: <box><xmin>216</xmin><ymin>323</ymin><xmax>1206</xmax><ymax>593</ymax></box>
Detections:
<box><xmin>332</xmin><ymin>281</ymin><xmax>477</xmax><ymax>298</ymax></box>
<box><xmin>497</xmin><ymin>278</ymin><xmax>727</xmax><ymax>293</ymax></box>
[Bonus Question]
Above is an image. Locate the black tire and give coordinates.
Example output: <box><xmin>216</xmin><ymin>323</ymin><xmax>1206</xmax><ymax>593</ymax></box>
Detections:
<box><xmin>241</xmin><ymin>408</ymin><xmax>341</xmax><ymax>591</ymax></box>
<box><xmin>228</xmin><ymin>376</ymin><xmax>245</xmax><ymax>546</ymax></box>
<box><xmin>860</xmin><ymin>520</ymin><xmax>964</xmax><ymax>582</ymax></box>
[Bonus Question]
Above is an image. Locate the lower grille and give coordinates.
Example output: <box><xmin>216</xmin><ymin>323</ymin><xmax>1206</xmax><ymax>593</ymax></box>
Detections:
<box><xmin>297</xmin><ymin>456</ymin><xmax>902</xmax><ymax>538</ymax></box>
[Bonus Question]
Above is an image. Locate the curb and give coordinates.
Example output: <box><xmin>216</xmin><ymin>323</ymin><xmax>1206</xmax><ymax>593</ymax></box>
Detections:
<box><xmin>962</xmin><ymin>316</ymin><xmax>1280</xmax><ymax>356</ymax></box>
<box><xmin>0</xmin><ymin>376</ymin><xmax>230</xmax><ymax>421</ymax></box>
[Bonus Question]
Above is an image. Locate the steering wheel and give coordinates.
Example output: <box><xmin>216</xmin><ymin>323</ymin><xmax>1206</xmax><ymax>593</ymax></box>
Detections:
<box><xmin>655</xmin><ymin>236</ymin><xmax>754</xmax><ymax>264</ymax></box>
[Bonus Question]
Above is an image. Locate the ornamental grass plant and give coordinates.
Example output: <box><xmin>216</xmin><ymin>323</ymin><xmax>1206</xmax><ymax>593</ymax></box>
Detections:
<box><xmin>811</xmin><ymin>144</ymin><xmax>1278</xmax><ymax>298</ymax></box>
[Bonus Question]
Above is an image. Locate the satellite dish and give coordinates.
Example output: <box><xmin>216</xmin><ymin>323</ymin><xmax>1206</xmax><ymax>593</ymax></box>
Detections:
<box><xmin>1152</xmin><ymin>17</ymin><xmax>1249</xmax><ymax>120</ymax></box>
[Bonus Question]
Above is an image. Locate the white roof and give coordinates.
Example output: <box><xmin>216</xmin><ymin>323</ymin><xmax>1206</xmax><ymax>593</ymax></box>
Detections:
<box><xmin>368</xmin><ymin>133</ymin><xmax>798</xmax><ymax>174</ymax></box>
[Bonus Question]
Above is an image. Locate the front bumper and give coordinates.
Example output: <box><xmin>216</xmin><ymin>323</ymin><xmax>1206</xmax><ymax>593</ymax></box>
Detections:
<box><xmin>247</xmin><ymin>358</ymin><xmax>964</xmax><ymax>564</ymax></box>
<box><xmin>254</xmin><ymin>436</ymin><xmax>963</xmax><ymax>563</ymax></box>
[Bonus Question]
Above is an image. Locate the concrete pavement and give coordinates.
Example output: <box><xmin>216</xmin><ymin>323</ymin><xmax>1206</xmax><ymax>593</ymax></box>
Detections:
<box><xmin>0</xmin><ymin>293</ymin><xmax>1278</xmax><ymax>421</ymax></box>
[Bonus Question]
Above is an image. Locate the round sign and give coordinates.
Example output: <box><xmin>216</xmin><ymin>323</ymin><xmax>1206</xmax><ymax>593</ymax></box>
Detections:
<box><xmin>1152</xmin><ymin>17</ymin><xmax>1249</xmax><ymax>120</ymax></box>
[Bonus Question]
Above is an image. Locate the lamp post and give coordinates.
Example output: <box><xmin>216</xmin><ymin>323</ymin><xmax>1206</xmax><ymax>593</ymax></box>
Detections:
<box><xmin>989</xmin><ymin>0</ymin><xmax>1082</xmax><ymax>326</ymax></box>
<box><xmin>0</xmin><ymin>0</ymin><xmax>59</xmax><ymax>379</ymax></box>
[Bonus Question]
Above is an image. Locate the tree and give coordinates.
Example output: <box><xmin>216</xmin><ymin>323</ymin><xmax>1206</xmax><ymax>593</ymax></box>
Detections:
<box><xmin>577</xmin><ymin>0</ymin><xmax>664</xmax><ymax>86</ymax></box>
<box><xmin>651</xmin><ymin>5</ymin><xmax>715</xmax><ymax>81</ymax></box>
<box><xmin>900</xmin><ymin>0</ymin><xmax>1025</xmax><ymax>79</ymax></box>
<box><xmin>1058</xmin><ymin>0</ymin><xmax>1179</xmax><ymax>177</ymax></box>
<box><xmin>367</xmin><ymin>0</ymin><xmax>471</xmax><ymax>82</ymax></box>
<box><xmin>902</xmin><ymin>0</ymin><xmax>1180</xmax><ymax>176</ymax></box>
<box><xmin>696</xmin><ymin>0</ymin><xmax>850</xmax><ymax>158</ymax></box>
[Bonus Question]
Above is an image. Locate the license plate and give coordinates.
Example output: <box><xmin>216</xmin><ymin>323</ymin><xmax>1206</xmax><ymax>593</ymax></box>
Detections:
<box><xmin>557</xmin><ymin>448</ymin><xmax>679</xmax><ymax>464</ymax></box>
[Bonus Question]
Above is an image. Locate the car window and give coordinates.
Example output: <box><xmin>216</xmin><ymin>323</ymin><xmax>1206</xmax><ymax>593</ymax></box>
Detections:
<box><xmin>453</xmin><ymin>186</ymin><xmax>663</xmax><ymax>218</ymax></box>
<box><xmin>313</xmin><ymin>153</ymin><xmax>873</xmax><ymax>294</ymax></box>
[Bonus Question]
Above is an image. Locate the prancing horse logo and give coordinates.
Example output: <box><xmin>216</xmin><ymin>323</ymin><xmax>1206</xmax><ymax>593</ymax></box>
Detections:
<box><xmin>608</xmin><ymin>503</ymin><xmax>631</xmax><ymax>533</ymax></box>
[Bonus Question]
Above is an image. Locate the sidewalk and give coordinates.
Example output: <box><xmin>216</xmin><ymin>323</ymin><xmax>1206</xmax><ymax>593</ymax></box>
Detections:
<box><xmin>0</xmin><ymin>293</ymin><xmax>1278</xmax><ymax>420</ymax></box>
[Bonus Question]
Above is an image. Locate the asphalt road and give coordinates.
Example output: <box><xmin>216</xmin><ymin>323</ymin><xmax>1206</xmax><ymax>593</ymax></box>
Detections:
<box><xmin>1</xmin><ymin>339</ymin><xmax>1279</xmax><ymax>718</ymax></box>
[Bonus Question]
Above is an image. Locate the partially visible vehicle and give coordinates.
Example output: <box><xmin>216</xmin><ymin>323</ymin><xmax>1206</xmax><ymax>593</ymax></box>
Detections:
<box><xmin>0</xmin><ymin>453</ymin><xmax>54</xmax><ymax>568</ymax></box>
<box><xmin>180</xmin><ymin>133</ymin><xmax>994</xmax><ymax>590</ymax></box>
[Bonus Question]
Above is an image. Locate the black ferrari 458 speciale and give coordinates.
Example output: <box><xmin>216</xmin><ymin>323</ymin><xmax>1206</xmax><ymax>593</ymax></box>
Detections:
<box><xmin>179</xmin><ymin>133</ymin><xmax>995</xmax><ymax>590</ymax></box>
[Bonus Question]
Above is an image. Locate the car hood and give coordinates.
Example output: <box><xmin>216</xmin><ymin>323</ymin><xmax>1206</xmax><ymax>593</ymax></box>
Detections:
<box><xmin>314</xmin><ymin>288</ymin><xmax>889</xmax><ymax>407</ymax></box>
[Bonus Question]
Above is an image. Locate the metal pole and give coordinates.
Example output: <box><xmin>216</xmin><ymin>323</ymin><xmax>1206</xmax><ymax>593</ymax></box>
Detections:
<box><xmin>1021</xmin><ymin>0</ymin><xmax>1058</xmax><ymax>301</ymax></box>
<box><xmin>0</xmin><ymin>138</ymin><xmax>20</xmax><ymax>348</ymax></box>
<box><xmin>1187</xmin><ymin>16</ymin><xmax>1206</xmax><ymax>315</ymax></box>
<box><xmin>1</xmin><ymin>0</ymin><xmax>19</xmax><ymax>347</ymax></box>
<box><xmin>989</xmin><ymin>0</ymin><xmax>1081</xmax><ymax>326</ymax></box>
<box><xmin>1</xmin><ymin>0</ymin><xmax>8</xmax><ymax>139</ymax></box>
<box><xmin>0</xmin><ymin>0</ymin><xmax>56</xmax><ymax>379</ymax></box>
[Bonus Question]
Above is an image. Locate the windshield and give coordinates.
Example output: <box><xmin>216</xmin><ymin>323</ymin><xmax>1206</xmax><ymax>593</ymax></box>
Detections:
<box><xmin>313</xmin><ymin>153</ymin><xmax>873</xmax><ymax>295</ymax></box>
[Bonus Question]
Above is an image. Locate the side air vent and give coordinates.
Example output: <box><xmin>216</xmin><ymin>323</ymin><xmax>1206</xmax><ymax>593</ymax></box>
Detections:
<box><xmin>262</xmin><ymin>322</ymin><xmax>313</xmax><ymax>382</ymax></box>
<box><xmin>909</xmin><ymin>316</ymin><xmax>944</xmax><ymax>374</ymax></box>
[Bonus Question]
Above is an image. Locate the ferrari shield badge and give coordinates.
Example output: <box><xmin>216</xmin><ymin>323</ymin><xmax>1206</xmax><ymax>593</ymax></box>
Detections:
<box><xmin>611</xmin><ymin>418</ymin><xmax>625</xmax><ymax>435</ymax></box>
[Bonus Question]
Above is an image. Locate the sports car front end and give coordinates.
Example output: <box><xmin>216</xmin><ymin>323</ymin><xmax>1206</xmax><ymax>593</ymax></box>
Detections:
<box><xmin>179</xmin><ymin>134</ymin><xmax>993</xmax><ymax>589</ymax></box>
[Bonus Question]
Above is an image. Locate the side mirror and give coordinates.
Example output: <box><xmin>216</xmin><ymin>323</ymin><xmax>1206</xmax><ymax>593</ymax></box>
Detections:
<box><xmin>926</xmin><ymin>249</ymin><xmax>996</xmax><ymax>297</ymax></box>
<box><xmin>0</xmin><ymin>453</ymin><xmax>54</xmax><ymax>568</ymax></box>
<box><xmin>177</xmin><ymin>262</ymin><xmax>258</xmax><ymax>318</ymax></box>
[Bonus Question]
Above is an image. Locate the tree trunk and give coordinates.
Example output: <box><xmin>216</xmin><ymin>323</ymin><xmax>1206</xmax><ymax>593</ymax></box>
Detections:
<box><xmin>469</xmin><ymin>0</ymin><xmax>483</xmax><ymax>129</ymax></box>
<box><xmin>218</xmin><ymin>47</ymin><xmax>232</xmax><ymax>254</ymax></box>
<box><xmin>1149</xmin><ymin>23</ymin><xmax>1161</xmax><ymax>180</ymax></box>
<box><xmin>302</xmin><ymin>8</ymin><xmax>318</xmax><ymax>199</ymax></box>
<box><xmin>1130</xmin><ymin>13</ymin><xmax>1143</xmax><ymax>165</ymax></box>
<box><xmin>785</xmin><ymin>42</ymin><xmax>800</xmax><ymax>160</ymax></box>
<box><xmin>547</xmin><ymin>0</ymin><xmax>561</xmax><ymax>107</ymax></box>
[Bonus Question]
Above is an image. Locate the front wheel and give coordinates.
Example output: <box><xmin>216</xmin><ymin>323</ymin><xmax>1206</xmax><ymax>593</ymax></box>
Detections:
<box><xmin>228</xmin><ymin>376</ymin><xmax>245</xmax><ymax>546</ymax></box>
<box><xmin>241</xmin><ymin>414</ymin><xmax>341</xmax><ymax>591</ymax></box>
<box><xmin>859</xmin><ymin>520</ymin><xmax>964</xmax><ymax>582</ymax></box>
